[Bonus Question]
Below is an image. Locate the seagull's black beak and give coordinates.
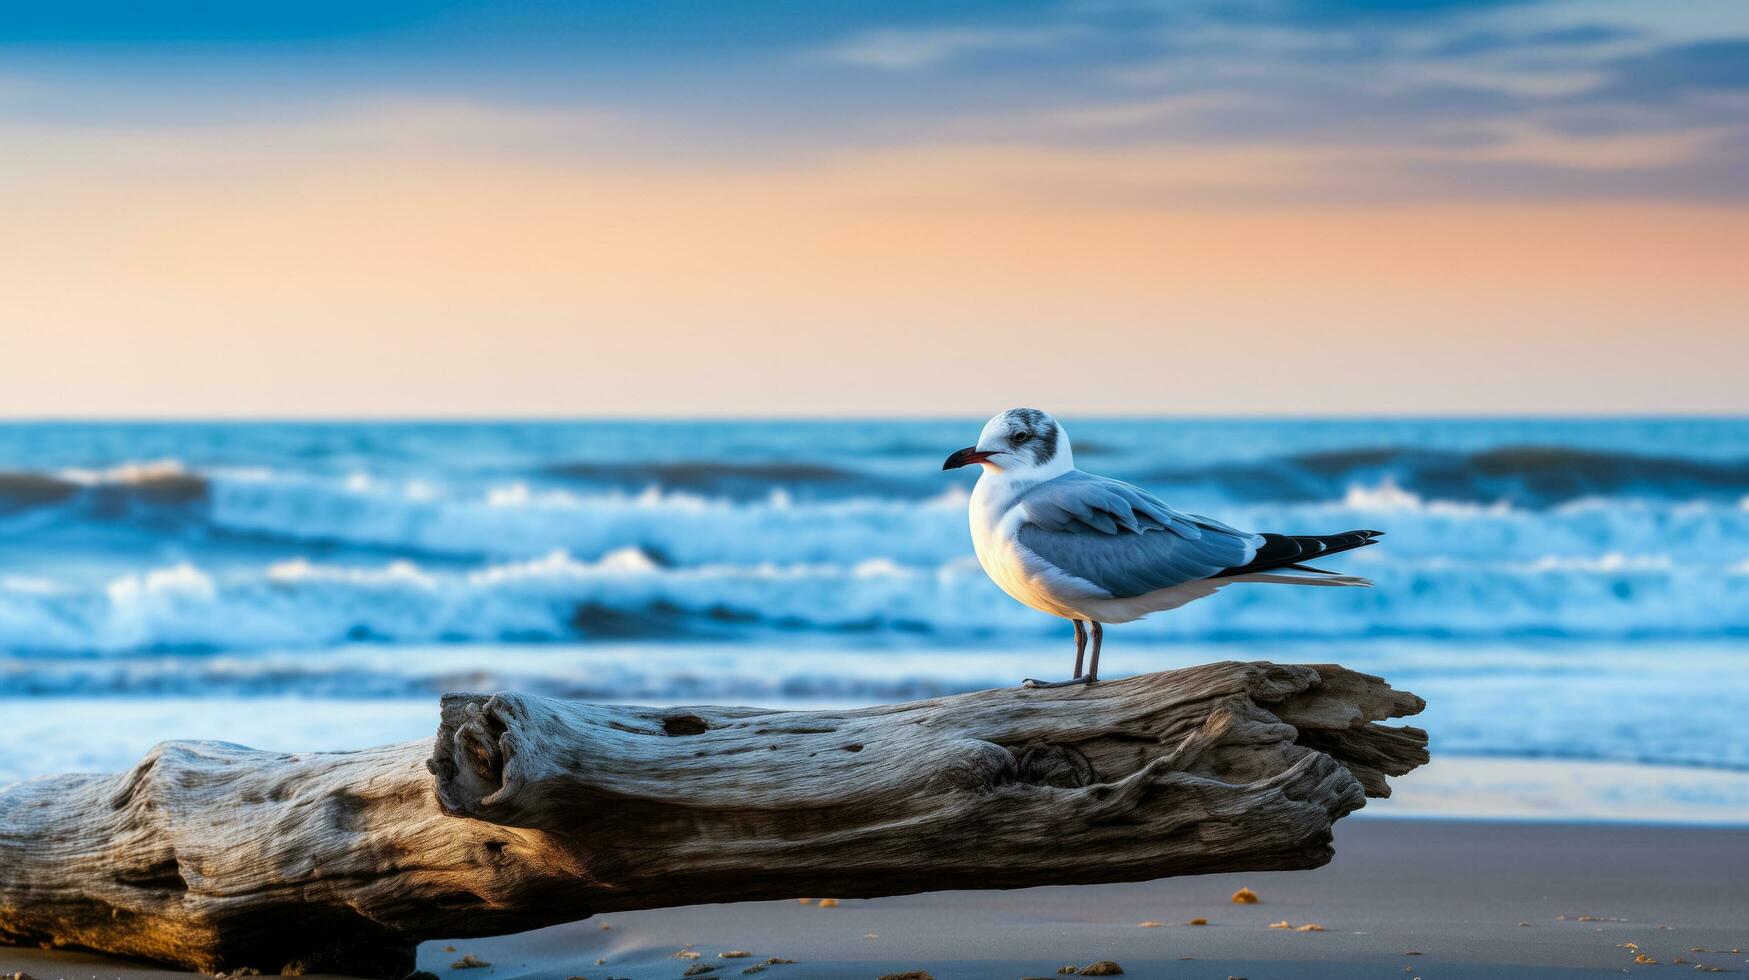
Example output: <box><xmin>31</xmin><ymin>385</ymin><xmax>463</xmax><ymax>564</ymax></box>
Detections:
<box><xmin>942</xmin><ymin>447</ymin><xmax>996</xmax><ymax>470</ymax></box>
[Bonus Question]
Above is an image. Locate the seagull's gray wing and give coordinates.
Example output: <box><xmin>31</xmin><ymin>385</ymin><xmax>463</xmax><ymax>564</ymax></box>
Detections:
<box><xmin>1014</xmin><ymin>471</ymin><xmax>1262</xmax><ymax>599</ymax></box>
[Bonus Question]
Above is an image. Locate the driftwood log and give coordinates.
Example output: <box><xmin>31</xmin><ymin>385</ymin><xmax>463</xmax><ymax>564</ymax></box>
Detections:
<box><xmin>0</xmin><ymin>661</ymin><xmax>1426</xmax><ymax>977</ymax></box>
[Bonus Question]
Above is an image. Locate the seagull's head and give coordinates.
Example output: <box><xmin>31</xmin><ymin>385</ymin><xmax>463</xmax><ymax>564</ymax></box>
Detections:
<box><xmin>943</xmin><ymin>407</ymin><xmax>1073</xmax><ymax>477</ymax></box>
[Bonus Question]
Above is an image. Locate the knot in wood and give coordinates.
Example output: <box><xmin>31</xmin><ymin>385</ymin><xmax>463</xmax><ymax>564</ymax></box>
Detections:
<box><xmin>1010</xmin><ymin>743</ymin><xmax>1095</xmax><ymax>788</ymax></box>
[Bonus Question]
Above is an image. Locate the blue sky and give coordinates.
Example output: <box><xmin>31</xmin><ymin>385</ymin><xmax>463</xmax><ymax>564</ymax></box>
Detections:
<box><xmin>5</xmin><ymin>0</ymin><xmax>1747</xmax><ymax>202</ymax></box>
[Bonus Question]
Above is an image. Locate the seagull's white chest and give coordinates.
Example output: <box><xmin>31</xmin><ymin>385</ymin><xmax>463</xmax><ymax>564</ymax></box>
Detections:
<box><xmin>968</xmin><ymin>475</ymin><xmax>1097</xmax><ymax>621</ymax></box>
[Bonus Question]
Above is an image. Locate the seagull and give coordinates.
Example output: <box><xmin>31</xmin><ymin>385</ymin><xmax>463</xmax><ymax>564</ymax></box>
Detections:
<box><xmin>943</xmin><ymin>408</ymin><xmax>1382</xmax><ymax>688</ymax></box>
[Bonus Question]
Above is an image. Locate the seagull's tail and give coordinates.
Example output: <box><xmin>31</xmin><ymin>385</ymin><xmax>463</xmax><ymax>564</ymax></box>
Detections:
<box><xmin>1210</xmin><ymin>529</ymin><xmax>1382</xmax><ymax>585</ymax></box>
<box><xmin>1225</xmin><ymin>568</ymin><xmax>1374</xmax><ymax>588</ymax></box>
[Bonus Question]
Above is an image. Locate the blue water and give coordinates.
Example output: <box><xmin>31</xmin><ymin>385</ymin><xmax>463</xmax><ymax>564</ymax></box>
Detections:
<box><xmin>1</xmin><ymin>418</ymin><xmax>1746</xmax><ymax>787</ymax></box>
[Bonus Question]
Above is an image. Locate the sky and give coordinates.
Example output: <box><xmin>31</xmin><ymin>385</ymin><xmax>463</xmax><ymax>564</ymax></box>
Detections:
<box><xmin>1</xmin><ymin>0</ymin><xmax>1746</xmax><ymax>417</ymax></box>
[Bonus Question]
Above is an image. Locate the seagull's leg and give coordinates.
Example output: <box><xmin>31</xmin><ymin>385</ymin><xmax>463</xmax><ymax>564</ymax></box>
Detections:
<box><xmin>1085</xmin><ymin>621</ymin><xmax>1103</xmax><ymax>682</ymax></box>
<box><xmin>1072</xmin><ymin>619</ymin><xmax>1087</xmax><ymax>678</ymax></box>
<box><xmin>1022</xmin><ymin>619</ymin><xmax>1095</xmax><ymax>688</ymax></box>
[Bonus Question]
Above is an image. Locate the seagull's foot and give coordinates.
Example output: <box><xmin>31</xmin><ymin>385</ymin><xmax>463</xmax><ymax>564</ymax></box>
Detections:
<box><xmin>1021</xmin><ymin>676</ymin><xmax>1096</xmax><ymax>689</ymax></box>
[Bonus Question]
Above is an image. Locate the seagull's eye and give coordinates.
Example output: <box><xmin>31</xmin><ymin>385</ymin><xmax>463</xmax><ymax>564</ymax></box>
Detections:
<box><xmin>1011</xmin><ymin>431</ymin><xmax>1031</xmax><ymax>444</ymax></box>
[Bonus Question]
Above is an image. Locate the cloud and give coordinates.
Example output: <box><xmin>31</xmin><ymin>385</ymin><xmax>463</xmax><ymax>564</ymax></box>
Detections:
<box><xmin>1424</xmin><ymin>23</ymin><xmax>1640</xmax><ymax>58</ymax></box>
<box><xmin>838</xmin><ymin>3</ymin><xmax>1747</xmax><ymax>202</ymax></box>
<box><xmin>1589</xmin><ymin>39</ymin><xmax>1749</xmax><ymax>101</ymax></box>
<box><xmin>1101</xmin><ymin>0</ymin><xmax>1552</xmax><ymax>29</ymax></box>
<box><xmin>7</xmin><ymin>0</ymin><xmax>1748</xmax><ymax>206</ymax></box>
<box><xmin>810</xmin><ymin>26</ymin><xmax>1074</xmax><ymax>70</ymax></box>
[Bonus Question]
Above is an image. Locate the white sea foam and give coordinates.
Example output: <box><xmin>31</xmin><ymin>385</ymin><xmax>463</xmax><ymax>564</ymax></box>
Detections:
<box><xmin>56</xmin><ymin>458</ymin><xmax>192</xmax><ymax>486</ymax></box>
<box><xmin>1340</xmin><ymin>477</ymin><xmax>1513</xmax><ymax>515</ymax></box>
<box><xmin>0</xmin><ymin>575</ymin><xmax>62</xmax><ymax>595</ymax></box>
<box><xmin>0</xmin><ymin>544</ymin><xmax>1745</xmax><ymax>656</ymax></box>
<box><xmin>202</xmin><ymin>472</ymin><xmax>973</xmax><ymax>565</ymax></box>
<box><xmin>1516</xmin><ymin>552</ymin><xmax>1675</xmax><ymax>573</ymax></box>
<box><xmin>185</xmin><ymin>468</ymin><xmax>1749</xmax><ymax>570</ymax></box>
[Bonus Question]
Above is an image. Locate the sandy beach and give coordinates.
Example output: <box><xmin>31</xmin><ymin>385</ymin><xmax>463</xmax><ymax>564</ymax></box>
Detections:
<box><xmin>7</xmin><ymin>817</ymin><xmax>1745</xmax><ymax>980</ymax></box>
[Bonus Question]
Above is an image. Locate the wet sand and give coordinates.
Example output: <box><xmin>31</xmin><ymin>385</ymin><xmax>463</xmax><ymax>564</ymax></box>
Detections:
<box><xmin>6</xmin><ymin>819</ymin><xmax>1747</xmax><ymax>979</ymax></box>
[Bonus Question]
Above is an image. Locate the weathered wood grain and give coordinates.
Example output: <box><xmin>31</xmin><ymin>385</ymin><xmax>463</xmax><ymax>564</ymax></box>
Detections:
<box><xmin>0</xmin><ymin>661</ymin><xmax>1426</xmax><ymax>977</ymax></box>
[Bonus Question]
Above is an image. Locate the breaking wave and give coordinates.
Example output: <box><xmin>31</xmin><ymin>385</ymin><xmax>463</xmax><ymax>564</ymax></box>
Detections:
<box><xmin>2</xmin><ymin>420</ymin><xmax>1745</xmax><ymax>658</ymax></box>
<box><xmin>1140</xmin><ymin>445</ymin><xmax>1749</xmax><ymax>508</ymax></box>
<box><xmin>535</xmin><ymin>445</ymin><xmax>1749</xmax><ymax>508</ymax></box>
<box><xmin>542</xmin><ymin>460</ymin><xmax>923</xmax><ymax>501</ymax></box>
<box><xmin>2</xmin><ymin>544</ymin><xmax>1745</xmax><ymax>656</ymax></box>
<box><xmin>4</xmin><ymin>461</ymin><xmax>1746</xmax><ymax>570</ymax></box>
<box><xmin>201</xmin><ymin>473</ymin><xmax>973</xmax><ymax>565</ymax></box>
<box><xmin>0</xmin><ymin>460</ymin><xmax>209</xmax><ymax>514</ymax></box>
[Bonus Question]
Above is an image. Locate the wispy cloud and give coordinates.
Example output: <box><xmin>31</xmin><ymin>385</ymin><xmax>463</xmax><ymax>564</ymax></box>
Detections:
<box><xmin>810</xmin><ymin>26</ymin><xmax>1076</xmax><ymax>70</ymax></box>
<box><xmin>816</xmin><ymin>2</ymin><xmax>1749</xmax><ymax>202</ymax></box>
<box><xmin>1588</xmin><ymin>39</ymin><xmax>1749</xmax><ymax>103</ymax></box>
<box><xmin>1422</xmin><ymin>23</ymin><xmax>1641</xmax><ymax>58</ymax></box>
<box><xmin>4</xmin><ymin>0</ymin><xmax>1747</xmax><ymax>205</ymax></box>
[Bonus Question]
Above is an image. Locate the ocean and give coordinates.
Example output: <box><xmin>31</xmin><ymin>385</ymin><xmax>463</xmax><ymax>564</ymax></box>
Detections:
<box><xmin>2</xmin><ymin>418</ymin><xmax>1746</xmax><ymax>811</ymax></box>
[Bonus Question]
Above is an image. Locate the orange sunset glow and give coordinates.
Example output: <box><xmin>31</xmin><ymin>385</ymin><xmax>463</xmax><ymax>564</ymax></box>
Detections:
<box><xmin>3</xmin><ymin>2</ymin><xmax>1747</xmax><ymax>415</ymax></box>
